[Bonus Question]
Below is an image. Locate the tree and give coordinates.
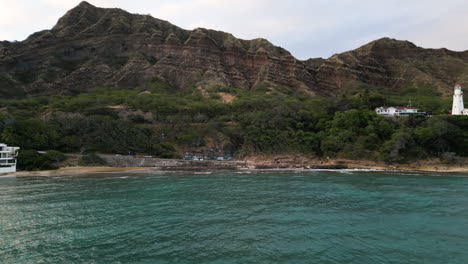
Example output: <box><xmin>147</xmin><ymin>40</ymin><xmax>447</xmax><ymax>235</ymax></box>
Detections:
<box><xmin>17</xmin><ymin>150</ymin><xmax>57</xmax><ymax>171</ymax></box>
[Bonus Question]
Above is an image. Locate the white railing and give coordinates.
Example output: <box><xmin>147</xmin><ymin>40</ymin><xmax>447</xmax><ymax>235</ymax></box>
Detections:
<box><xmin>0</xmin><ymin>159</ymin><xmax>16</xmax><ymax>164</ymax></box>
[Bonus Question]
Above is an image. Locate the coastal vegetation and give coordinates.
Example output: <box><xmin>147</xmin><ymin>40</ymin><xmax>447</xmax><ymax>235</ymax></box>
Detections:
<box><xmin>16</xmin><ymin>150</ymin><xmax>59</xmax><ymax>171</ymax></box>
<box><xmin>0</xmin><ymin>79</ymin><xmax>467</xmax><ymax>170</ymax></box>
<box><xmin>79</xmin><ymin>153</ymin><xmax>107</xmax><ymax>166</ymax></box>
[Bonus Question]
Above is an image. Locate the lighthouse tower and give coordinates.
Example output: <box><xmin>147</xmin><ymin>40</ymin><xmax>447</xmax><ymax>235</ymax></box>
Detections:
<box><xmin>452</xmin><ymin>84</ymin><xmax>464</xmax><ymax>115</ymax></box>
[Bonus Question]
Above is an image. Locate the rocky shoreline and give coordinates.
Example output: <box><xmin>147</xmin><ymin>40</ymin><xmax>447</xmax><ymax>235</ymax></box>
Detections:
<box><xmin>4</xmin><ymin>155</ymin><xmax>467</xmax><ymax>177</ymax></box>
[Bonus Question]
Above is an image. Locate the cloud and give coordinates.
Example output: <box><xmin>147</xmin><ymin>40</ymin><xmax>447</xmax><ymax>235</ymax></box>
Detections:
<box><xmin>0</xmin><ymin>0</ymin><xmax>467</xmax><ymax>59</ymax></box>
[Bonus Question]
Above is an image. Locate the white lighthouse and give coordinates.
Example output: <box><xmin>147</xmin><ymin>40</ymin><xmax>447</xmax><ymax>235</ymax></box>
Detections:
<box><xmin>452</xmin><ymin>83</ymin><xmax>466</xmax><ymax>115</ymax></box>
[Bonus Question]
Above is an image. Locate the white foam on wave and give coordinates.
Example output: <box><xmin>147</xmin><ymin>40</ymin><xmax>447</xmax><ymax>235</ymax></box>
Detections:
<box><xmin>245</xmin><ymin>168</ymin><xmax>404</xmax><ymax>174</ymax></box>
<box><xmin>194</xmin><ymin>171</ymin><xmax>213</xmax><ymax>175</ymax></box>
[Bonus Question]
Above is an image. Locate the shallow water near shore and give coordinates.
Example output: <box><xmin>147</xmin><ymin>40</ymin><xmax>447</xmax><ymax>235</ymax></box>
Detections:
<box><xmin>1</xmin><ymin>171</ymin><xmax>468</xmax><ymax>263</ymax></box>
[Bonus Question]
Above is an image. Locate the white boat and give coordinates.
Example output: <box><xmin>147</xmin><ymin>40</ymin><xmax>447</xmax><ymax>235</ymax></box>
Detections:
<box><xmin>0</xmin><ymin>143</ymin><xmax>20</xmax><ymax>173</ymax></box>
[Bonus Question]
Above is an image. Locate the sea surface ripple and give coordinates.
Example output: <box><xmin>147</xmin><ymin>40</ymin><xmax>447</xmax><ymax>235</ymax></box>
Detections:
<box><xmin>1</xmin><ymin>171</ymin><xmax>468</xmax><ymax>263</ymax></box>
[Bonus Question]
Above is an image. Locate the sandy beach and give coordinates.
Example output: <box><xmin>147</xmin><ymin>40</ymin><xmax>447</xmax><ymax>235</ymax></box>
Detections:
<box><xmin>10</xmin><ymin>166</ymin><xmax>154</xmax><ymax>177</ymax></box>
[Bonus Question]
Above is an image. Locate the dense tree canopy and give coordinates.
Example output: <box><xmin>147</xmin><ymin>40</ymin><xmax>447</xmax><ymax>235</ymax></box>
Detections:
<box><xmin>1</xmin><ymin>81</ymin><xmax>467</xmax><ymax>169</ymax></box>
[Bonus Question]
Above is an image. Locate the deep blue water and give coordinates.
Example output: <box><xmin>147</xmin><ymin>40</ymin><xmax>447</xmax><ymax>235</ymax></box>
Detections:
<box><xmin>1</xmin><ymin>171</ymin><xmax>468</xmax><ymax>263</ymax></box>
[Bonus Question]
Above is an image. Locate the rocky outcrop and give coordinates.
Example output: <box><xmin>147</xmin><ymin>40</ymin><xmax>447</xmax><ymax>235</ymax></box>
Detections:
<box><xmin>1</xmin><ymin>1</ymin><xmax>467</xmax><ymax>98</ymax></box>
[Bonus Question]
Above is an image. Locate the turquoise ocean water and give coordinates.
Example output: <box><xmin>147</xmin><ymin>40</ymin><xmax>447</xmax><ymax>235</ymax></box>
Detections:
<box><xmin>1</xmin><ymin>171</ymin><xmax>468</xmax><ymax>263</ymax></box>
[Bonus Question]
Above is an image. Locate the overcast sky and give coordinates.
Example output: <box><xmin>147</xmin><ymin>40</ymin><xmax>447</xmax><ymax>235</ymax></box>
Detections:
<box><xmin>0</xmin><ymin>0</ymin><xmax>467</xmax><ymax>59</ymax></box>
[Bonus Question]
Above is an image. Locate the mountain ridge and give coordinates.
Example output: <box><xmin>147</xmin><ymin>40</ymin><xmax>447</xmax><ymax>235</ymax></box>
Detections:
<box><xmin>1</xmin><ymin>1</ymin><xmax>468</xmax><ymax>98</ymax></box>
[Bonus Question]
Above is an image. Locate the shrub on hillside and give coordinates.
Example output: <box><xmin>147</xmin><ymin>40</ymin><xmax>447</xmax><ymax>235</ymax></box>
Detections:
<box><xmin>44</xmin><ymin>150</ymin><xmax>68</xmax><ymax>163</ymax></box>
<box><xmin>78</xmin><ymin>153</ymin><xmax>107</xmax><ymax>166</ymax></box>
<box><xmin>17</xmin><ymin>150</ymin><xmax>58</xmax><ymax>171</ymax></box>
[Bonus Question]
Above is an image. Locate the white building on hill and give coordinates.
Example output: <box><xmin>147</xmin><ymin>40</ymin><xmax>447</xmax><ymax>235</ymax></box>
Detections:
<box><xmin>375</xmin><ymin>106</ymin><xmax>420</xmax><ymax>117</ymax></box>
<box><xmin>452</xmin><ymin>83</ymin><xmax>468</xmax><ymax>115</ymax></box>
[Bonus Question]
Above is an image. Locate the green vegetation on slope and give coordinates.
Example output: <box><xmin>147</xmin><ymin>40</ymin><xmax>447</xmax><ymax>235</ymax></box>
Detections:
<box><xmin>1</xmin><ymin>79</ymin><xmax>467</xmax><ymax>170</ymax></box>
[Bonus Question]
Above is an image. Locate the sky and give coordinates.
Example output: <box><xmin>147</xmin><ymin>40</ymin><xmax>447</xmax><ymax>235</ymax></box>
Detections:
<box><xmin>0</xmin><ymin>0</ymin><xmax>467</xmax><ymax>59</ymax></box>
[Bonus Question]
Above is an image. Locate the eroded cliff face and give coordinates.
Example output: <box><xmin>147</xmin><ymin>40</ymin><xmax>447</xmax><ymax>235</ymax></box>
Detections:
<box><xmin>1</xmin><ymin>1</ymin><xmax>468</xmax><ymax>98</ymax></box>
<box><xmin>0</xmin><ymin>1</ymin><xmax>322</xmax><ymax>97</ymax></box>
<box><xmin>313</xmin><ymin>38</ymin><xmax>468</xmax><ymax>96</ymax></box>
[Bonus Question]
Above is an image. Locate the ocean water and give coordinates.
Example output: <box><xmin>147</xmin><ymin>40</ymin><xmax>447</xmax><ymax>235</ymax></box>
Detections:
<box><xmin>1</xmin><ymin>171</ymin><xmax>468</xmax><ymax>264</ymax></box>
